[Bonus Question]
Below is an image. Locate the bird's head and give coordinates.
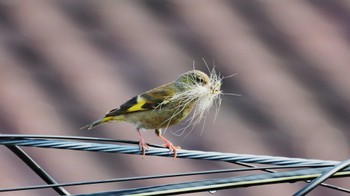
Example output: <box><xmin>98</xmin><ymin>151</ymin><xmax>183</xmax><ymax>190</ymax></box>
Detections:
<box><xmin>175</xmin><ymin>70</ymin><xmax>222</xmax><ymax>98</ymax></box>
<box><xmin>171</xmin><ymin>69</ymin><xmax>223</xmax><ymax>126</ymax></box>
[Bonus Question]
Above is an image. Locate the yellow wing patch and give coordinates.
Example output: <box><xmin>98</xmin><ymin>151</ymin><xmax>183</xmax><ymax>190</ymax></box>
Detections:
<box><xmin>126</xmin><ymin>96</ymin><xmax>148</xmax><ymax>112</ymax></box>
<box><xmin>105</xmin><ymin>84</ymin><xmax>174</xmax><ymax>117</ymax></box>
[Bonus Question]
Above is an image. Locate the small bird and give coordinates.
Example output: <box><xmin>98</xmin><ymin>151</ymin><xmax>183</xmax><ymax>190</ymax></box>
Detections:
<box><xmin>82</xmin><ymin>69</ymin><xmax>222</xmax><ymax>157</ymax></box>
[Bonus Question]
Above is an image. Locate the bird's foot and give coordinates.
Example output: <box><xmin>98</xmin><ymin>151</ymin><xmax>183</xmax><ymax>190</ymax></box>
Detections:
<box><xmin>139</xmin><ymin>140</ymin><xmax>149</xmax><ymax>156</ymax></box>
<box><xmin>162</xmin><ymin>142</ymin><xmax>181</xmax><ymax>158</ymax></box>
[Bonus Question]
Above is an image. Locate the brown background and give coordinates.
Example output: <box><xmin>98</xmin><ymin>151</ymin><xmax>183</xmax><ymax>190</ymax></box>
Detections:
<box><xmin>0</xmin><ymin>0</ymin><xmax>350</xmax><ymax>195</ymax></box>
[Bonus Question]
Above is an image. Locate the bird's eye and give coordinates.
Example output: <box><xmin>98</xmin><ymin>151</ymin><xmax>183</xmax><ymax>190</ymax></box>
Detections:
<box><xmin>195</xmin><ymin>76</ymin><xmax>206</xmax><ymax>85</ymax></box>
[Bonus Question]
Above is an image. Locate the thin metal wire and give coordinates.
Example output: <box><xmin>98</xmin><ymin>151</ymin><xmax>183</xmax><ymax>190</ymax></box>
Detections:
<box><xmin>0</xmin><ymin>164</ymin><xmax>329</xmax><ymax>193</ymax></box>
<box><xmin>5</xmin><ymin>145</ymin><xmax>70</xmax><ymax>195</ymax></box>
<box><xmin>0</xmin><ymin>134</ymin><xmax>163</xmax><ymax>148</ymax></box>
<box><xmin>0</xmin><ymin>134</ymin><xmax>133</xmax><ymax>142</ymax></box>
<box><xmin>231</xmin><ymin>159</ymin><xmax>349</xmax><ymax>193</ymax></box>
<box><xmin>74</xmin><ymin>167</ymin><xmax>350</xmax><ymax>196</ymax></box>
<box><xmin>0</xmin><ymin>137</ymin><xmax>339</xmax><ymax>166</ymax></box>
<box><xmin>1</xmin><ymin>135</ymin><xmax>348</xmax><ymax>195</ymax></box>
<box><xmin>294</xmin><ymin>159</ymin><xmax>350</xmax><ymax>196</ymax></box>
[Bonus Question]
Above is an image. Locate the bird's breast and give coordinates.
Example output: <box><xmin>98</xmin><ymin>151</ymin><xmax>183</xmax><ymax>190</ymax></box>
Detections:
<box><xmin>122</xmin><ymin>101</ymin><xmax>196</xmax><ymax>130</ymax></box>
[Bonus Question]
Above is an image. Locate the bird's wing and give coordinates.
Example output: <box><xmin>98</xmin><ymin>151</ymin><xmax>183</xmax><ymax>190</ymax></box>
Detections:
<box><xmin>105</xmin><ymin>83</ymin><xmax>175</xmax><ymax>117</ymax></box>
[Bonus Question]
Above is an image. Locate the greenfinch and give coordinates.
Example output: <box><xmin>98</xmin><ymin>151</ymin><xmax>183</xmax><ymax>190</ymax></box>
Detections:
<box><xmin>82</xmin><ymin>70</ymin><xmax>222</xmax><ymax>157</ymax></box>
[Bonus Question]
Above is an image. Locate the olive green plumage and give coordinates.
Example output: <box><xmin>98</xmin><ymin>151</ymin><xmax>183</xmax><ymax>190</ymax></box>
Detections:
<box><xmin>82</xmin><ymin>70</ymin><xmax>213</xmax><ymax>157</ymax></box>
<box><xmin>84</xmin><ymin>70</ymin><xmax>210</xmax><ymax>130</ymax></box>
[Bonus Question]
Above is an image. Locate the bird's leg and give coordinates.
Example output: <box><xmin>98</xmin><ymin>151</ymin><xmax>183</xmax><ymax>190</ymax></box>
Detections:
<box><xmin>155</xmin><ymin>129</ymin><xmax>180</xmax><ymax>158</ymax></box>
<box><xmin>137</xmin><ymin>128</ymin><xmax>148</xmax><ymax>156</ymax></box>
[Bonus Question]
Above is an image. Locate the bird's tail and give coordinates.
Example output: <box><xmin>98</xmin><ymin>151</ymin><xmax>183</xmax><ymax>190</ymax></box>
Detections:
<box><xmin>81</xmin><ymin>116</ymin><xmax>116</xmax><ymax>130</ymax></box>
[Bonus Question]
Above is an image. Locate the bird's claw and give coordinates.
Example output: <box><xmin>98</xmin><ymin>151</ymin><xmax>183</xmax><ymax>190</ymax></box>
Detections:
<box><xmin>162</xmin><ymin>142</ymin><xmax>180</xmax><ymax>158</ymax></box>
<box><xmin>139</xmin><ymin>141</ymin><xmax>149</xmax><ymax>156</ymax></box>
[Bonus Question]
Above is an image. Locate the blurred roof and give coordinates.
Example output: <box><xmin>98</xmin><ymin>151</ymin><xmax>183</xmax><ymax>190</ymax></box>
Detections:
<box><xmin>0</xmin><ymin>1</ymin><xmax>350</xmax><ymax>195</ymax></box>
